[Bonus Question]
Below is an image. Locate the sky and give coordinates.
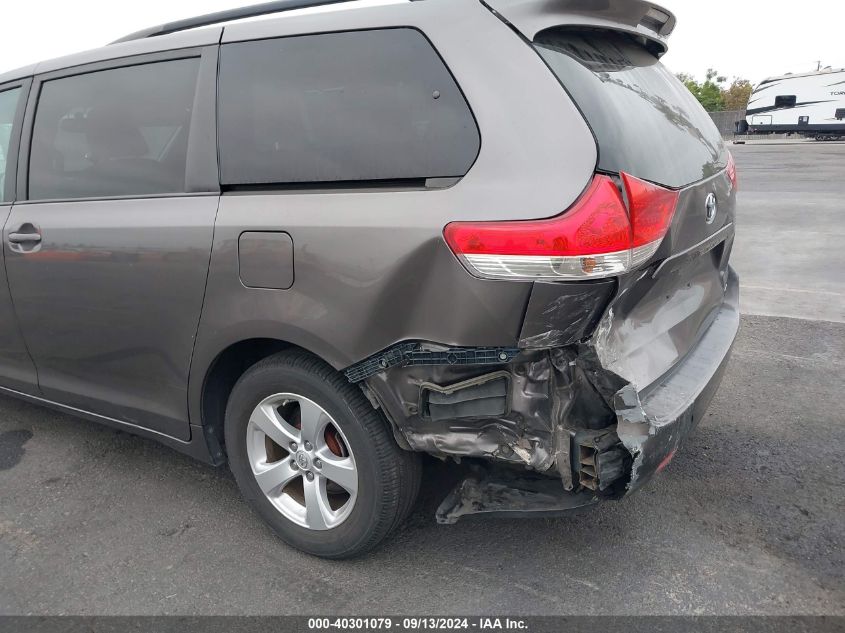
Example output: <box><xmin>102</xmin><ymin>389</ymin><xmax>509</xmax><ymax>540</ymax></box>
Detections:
<box><xmin>1</xmin><ymin>0</ymin><xmax>843</xmax><ymax>84</ymax></box>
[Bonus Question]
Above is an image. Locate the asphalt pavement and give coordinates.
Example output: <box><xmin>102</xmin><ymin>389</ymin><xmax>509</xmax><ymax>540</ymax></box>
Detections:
<box><xmin>1</xmin><ymin>143</ymin><xmax>843</xmax><ymax>615</ymax></box>
<box><xmin>730</xmin><ymin>142</ymin><xmax>845</xmax><ymax>323</ymax></box>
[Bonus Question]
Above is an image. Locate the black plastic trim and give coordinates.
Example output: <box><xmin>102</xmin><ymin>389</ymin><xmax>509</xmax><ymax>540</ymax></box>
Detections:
<box><xmin>345</xmin><ymin>342</ymin><xmax>520</xmax><ymax>383</ymax></box>
<box><xmin>0</xmin><ymin>78</ymin><xmax>32</xmax><ymax>204</ymax></box>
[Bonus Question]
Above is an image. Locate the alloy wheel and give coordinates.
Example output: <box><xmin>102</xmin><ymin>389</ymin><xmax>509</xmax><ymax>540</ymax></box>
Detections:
<box><xmin>246</xmin><ymin>393</ymin><xmax>358</xmax><ymax>530</ymax></box>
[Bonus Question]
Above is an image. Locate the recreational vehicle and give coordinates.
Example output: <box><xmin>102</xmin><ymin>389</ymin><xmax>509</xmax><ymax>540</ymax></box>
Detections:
<box><xmin>745</xmin><ymin>68</ymin><xmax>845</xmax><ymax>140</ymax></box>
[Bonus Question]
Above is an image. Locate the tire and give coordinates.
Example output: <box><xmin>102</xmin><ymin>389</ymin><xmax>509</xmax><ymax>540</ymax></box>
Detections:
<box><xmin>224</xmin><ymin>350</ymin><xmax>421</xmax><ymax>558</ymax></box>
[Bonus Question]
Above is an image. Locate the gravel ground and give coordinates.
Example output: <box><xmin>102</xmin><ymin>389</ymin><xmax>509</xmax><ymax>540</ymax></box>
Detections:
<box><xmin>0</xmin><ymin>143</ymin><xmax>843</xmax><ymax>616</ymax></box>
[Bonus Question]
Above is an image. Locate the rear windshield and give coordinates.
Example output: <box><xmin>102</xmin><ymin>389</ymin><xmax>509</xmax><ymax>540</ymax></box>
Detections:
<box><xmin>534</xmin><ymin>29</ymin><xmax>726</xmax><ymax>189</ymax></box>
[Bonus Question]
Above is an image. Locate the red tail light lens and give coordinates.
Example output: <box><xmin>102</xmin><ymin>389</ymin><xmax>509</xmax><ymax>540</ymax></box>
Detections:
<box><xmin>621</xmin><ymin>172</ymin><xmax>679</xmax><ymax>267</ymax></box>
<box><xmin>444</xmin><ymin>173</ymin><xmax>679</xmax><ymax>280</ymax></box>
<box><xmin>444</xmin><ymin>176</ymin><xmax>630</xmax><ymax>257</ymax></box>
<box><xmin>726</xmin><ymin>151</ymin><xmax>738</xmax><ymax>191</ymax></box>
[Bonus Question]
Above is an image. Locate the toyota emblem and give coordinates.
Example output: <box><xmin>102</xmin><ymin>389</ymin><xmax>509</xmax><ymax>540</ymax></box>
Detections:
<box><xmin>705</xmin><ymin>193</ymin><xmax>718</xmax><ymax>224</ymax></box>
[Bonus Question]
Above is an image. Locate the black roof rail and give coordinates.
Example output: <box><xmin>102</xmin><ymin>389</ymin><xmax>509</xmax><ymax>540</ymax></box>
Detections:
<box><xmin>111</xmin><ymin>0</ymin><xmax>361</xmax><ymax>44</ymax></box>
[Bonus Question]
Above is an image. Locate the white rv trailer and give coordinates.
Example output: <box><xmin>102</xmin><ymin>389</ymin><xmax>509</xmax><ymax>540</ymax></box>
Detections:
<box><xmin>745</xmin><ymin>68</ymin><xmax>845</xmax><ymax>139</ymax></box>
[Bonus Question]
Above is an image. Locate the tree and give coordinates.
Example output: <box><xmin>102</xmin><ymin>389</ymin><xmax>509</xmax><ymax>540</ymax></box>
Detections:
<box><xmin>677</xmin><ymin>68</ymin><xmax>737</xmax><ymax>112</ymax></box>
<box><xmin>677</xmin><ymin>69</ymin><xmax>755</xmax><ymax>112</ymax></box>
<box><xmin>722</xmin><ymin>78</ymin><xmax>754</xmax><ymax>111</ymax></box>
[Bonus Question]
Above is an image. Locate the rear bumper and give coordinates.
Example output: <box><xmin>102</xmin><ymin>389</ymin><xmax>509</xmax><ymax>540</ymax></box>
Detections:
<box><xmin>358</xmin><ymin>263</ymin><xmax>739</xmax><ymax>522</ymax></box>
<box><xmin>434</xmin><ymin>268</ymin><xmax>738</xmax><ymax>523</ymax></box>
<box><xmin>615</xmin><ymin>266</ymin><xmax>739</xmax><ymax>493</ymax></box>
<box><xmin>437</xmin><ymin>269</ymin><xmax>739</xmax><ymax>523</ymax></box>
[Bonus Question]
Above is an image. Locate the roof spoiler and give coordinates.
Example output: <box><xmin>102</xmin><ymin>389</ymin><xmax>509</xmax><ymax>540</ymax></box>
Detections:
<box><xmin>483</xmin><ymin>0</ymin><xmax>676</xmax><ymax>56</ymax></box>
<box><xmin>111</xmin><ymin>0</ymin><xmax>360</xmax><ymax>44</ymax></box>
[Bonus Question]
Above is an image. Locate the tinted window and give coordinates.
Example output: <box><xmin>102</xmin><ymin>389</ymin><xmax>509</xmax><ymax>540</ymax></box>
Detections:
<box><xmin>29</xmin><ymin>59</ymin><xmax>200</xmax><ymax>200</ymax></box>
<box><xmin>535</xmin><ymin>29</ymin><xmax>726</xmax><ymax>189</ymax></box>
<box><xmin>218</xmin><ymin>29</ymin><xmax>479</xmax><ymax>186</ymax></box>
<box><xmin>774</xmin><ymin>95</ymin><xmax>796</xmax><ymax>108</ymax></box>
<box><xmin>0</xmin><ymin>87</ymin><xmax>22</xmax><ymax>202</ymax></box>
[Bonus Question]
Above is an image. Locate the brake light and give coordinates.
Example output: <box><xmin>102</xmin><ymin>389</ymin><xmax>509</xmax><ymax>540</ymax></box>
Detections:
<box><xmin>443</xmin><ymin>173</ymin><xmax>679</xmax><ymax>280</ymax></box>
<box><xmin>621</xmin><ymin>172</ymin><xmax>680</xmax><ymax>267</ymax></box>
<box><xmin>726</xmin><ymin>151</ymin><xmax>738</xmax><ymax>191</ymax></box>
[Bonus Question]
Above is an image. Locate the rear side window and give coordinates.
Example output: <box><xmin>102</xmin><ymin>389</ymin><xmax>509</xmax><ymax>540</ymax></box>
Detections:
<box><xmin>0</xmin><ymin>87</ymin><xmax>22</xmax><ymax>202</ymax></box>
<box><xmin>218</xmin><ymin>28</ymin><xmax>479</xmax><ymax>186</ymax></box>
<box><xmin>534</xmin><ymin>29</ymin><xmax>726</xmax><ymax>189</ymax></box>
<box><xmin>29</xmin><ymin>58</ymin><xmax>200</xmax><ymax>201</ymax></box>
<box><xmin>774</xmin><ymin>95</ymin><xmax>796</xmax><ymax>108</ymax></box>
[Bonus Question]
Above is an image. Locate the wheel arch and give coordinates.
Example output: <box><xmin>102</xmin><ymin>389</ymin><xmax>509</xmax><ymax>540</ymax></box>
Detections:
<box><xmin>192</xmin><ymin>336</ymin><xmax>343</xmax><ymax>463</ymax></box>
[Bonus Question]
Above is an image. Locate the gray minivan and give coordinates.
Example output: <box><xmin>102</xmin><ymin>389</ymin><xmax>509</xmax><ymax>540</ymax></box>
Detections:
<box><xmin>0</xmin><ymin>0</ymin><xmax>738</xmax><ymax>558</ymax></box>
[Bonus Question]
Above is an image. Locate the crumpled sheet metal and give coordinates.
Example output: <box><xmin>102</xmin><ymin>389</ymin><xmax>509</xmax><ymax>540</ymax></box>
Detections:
<box><xmin>518</xmin><ymin>280</ymin><xmax>614</xmax><ymax>350</ymax></box>
<box><xmin>588</xmin><ymin>266</ymin><xmax>740</xmax><ymax>491</ymax></box>
<box><xmin>366</xmin><ymin>262</ymin><xmax>738</xmax><ymax>515</ymax></box>
<box><xmin>364</xmin><ymin>336</ymin><xmax>628</xmax><ymax>477</ymax></box>
<box><xmin>435</xmin><ymin>475</ymin><xmax>599</xmax><ymax>524</ymax></box>
<box><xmin>361</xmin><ymin>280</ymin><xmax>623</xmax><ymax>476</ymax></box>
<box><xmin>365</xmin><ymin>352</ymin><xmax>564</xmax><ymax>472</ymax></box>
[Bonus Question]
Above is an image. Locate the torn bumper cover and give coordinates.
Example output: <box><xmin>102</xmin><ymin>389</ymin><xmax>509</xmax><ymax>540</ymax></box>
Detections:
<box><xmin>348</xmin><ymin>268</ymin><xmax>739</xmax><ymax>523</ymax></box>
<box><xmin>613</xmin><ymin>272</ymin><xmax>738</xmax><ymax>493</ymax></box>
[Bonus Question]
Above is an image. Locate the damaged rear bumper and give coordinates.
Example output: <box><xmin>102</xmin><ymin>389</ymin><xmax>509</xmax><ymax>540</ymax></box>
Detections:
<box><xmin>615</xmin><ymin>268</ymin><xmax>739</xmax><ymax>492</ymax></box>
<box><xmin>349</xmin><ymin>268</ymin><xmax>739</xmax><ymax>523</ymax></box>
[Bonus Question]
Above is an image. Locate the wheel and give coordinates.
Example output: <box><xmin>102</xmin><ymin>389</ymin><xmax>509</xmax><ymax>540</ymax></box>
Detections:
<box><xmin>224</xmin><ymin>350</ymin><xmax>422</xmax><ymax>558</ymax></box>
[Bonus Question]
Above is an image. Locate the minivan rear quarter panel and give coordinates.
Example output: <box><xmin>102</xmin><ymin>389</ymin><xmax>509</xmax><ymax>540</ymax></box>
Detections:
<box><xmin>189</xmin><ymin>0</ymin><xmax>599</xmax><ymax>422</ymax></box>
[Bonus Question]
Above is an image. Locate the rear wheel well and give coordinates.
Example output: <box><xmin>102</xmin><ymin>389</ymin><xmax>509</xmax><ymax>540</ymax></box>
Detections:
<box><xmin>201</xmin><ymin>339</ymin><xmax>297</xmax><ymax>459</ymax></box>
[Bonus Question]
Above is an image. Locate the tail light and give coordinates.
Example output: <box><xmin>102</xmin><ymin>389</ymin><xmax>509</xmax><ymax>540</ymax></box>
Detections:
<box><xmin>726</xmin><ymin>151</ymin><xmax>738</xmax><ymax>191</ymax></box>
<box><xmin>621</xmin><ymin>172</ymin><xmax>680</xmax><ymax>268</ymax></box>
<box><xmin>443</xmin><ymin>173</ymin><xmax>679</xmax><ymax>280</ymax></box>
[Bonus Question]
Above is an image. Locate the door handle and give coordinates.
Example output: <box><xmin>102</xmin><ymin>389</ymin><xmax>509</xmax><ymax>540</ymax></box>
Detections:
<box><xmin>7</xmin><ymin>223</ymin><xmax>43</xmax><ymax>253</ymax></box>
<box><xmin>8</xmin><ymin>232</ymin><xmax>42</xmax><ymax>244</ymax></box>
